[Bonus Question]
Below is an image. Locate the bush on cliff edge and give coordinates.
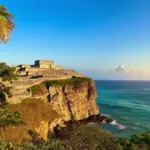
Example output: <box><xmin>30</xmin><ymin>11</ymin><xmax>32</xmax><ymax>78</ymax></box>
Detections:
<box><xmin>0</xmin><ymin>63</ymin><xmax>18</xmax><ymax>81</ymax></box>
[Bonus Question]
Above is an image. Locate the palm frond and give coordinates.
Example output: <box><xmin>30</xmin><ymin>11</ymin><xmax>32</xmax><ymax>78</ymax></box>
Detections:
<box><xmin>0</xmin><ymin>15</ymin><xmax>14</xmax><ymax>43</ymax></box>
<box><xmin>0</xmin><ymin>4</ymin><xmax>14</xmax><ymax>43</ymax></box>
<box><xmin>0</xmin><ymin>5</ymin><xmax>7</xmax><ymax>11</ymax></box>
<box><xmin>0</xmin><ymin>10</ymin><xmax>13</xmax><ymax>20</ymax></box>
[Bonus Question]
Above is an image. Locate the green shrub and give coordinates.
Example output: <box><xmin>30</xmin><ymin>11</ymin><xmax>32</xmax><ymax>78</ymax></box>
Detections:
<box><xmin>3</xmin><ymin>87</ymin><xmax>12</xmax><ymax>98</ymax></box>
<box><xmin>0</xmin><ymin>87</ymin><xmax>12</xmax><ymax>107</ymax></box>
<box><xmin>118</xmin><ymin>131</ymin><xmax>150</xmax><ymax>150</ymax></box>
<box><xmin>31</xmin><ymin>77</ymin><xmax>93</xmax><ymax>96</ymax></box>
<box><xmin>52</xmin><ymin>125</ymin><xmax>117</xmax><ymax>150</ymax></box>
<box><xmin>0</xmin><ymin>126</ymin><xmax>150</xmax><ymax>150</ymax></box>
<box><xmin>0</xmin><ymin>63</ymin><xmax>19</xmax><ymax>81</ymax></box>
<box><xmin>0</xmin><ymin>140</ymin><xmax>14</xmax><ymax>150</ymax></box>
<box><xmin>15</xmin><ymin>142</ymin><xmax>38</xmax><ymax>150</ymax></box>
<box><xmin>0</xmin><ymin>92</ymin><xmax>6</xmax><ymax>106</ymax></box>
<box><xmin>0</xmin><ymin>108</ymin><xmax>24</xmax><ymax>140</ymax></box>
<box><xmin>39</xmin><ymin>140</ymin><xmax>73</xmax><ymax>150</ymax></box>
<box><xmin>45</xmin><ymin>77</ymin><xmax>92</xmax><ymax>87</ymax></box>
<box><xmin>31</xmin><ymin>83</ymin><xmax>47</xmax><ymax>96</ymax></box>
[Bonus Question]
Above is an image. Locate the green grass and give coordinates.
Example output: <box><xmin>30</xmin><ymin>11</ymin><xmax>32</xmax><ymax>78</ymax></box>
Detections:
<box><xmin>31</xmin><ymin>83</ymin><xmax>47</xmax><ymax>96</ymax></box>
<box><xmin>30</xmin><ymin>77</ymin><xmax>93</xmax><ymax>96</ymax></box>
<box><xmin>45</xmin><ymin>77</ymin><xmax>92</xmax><ymax>87</ymax></box>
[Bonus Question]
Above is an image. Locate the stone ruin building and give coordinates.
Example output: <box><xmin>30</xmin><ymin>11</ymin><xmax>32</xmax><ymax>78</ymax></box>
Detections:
<box><xmin>33</xmin><ymin>60</ymin><xmax>63</xmax><ymax>69</ymax></box>
<box><xmin>17</xmin><ymin>60</ymin><xmax>64</xmax><ymax>76</ymax></box>
<box><xmin>0</xmin><ymin>60</ymin><xmax>85</xmax><ymax>104</ymax></box>
<box><xmin>16</xmin><ymin>60</ymin><xmax>84</xmax><ymax>79</ymax></box>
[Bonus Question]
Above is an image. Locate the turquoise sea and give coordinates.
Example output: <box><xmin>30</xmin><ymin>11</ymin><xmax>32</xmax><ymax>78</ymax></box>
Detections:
<box><xmin>95</xmin><ymin>80</ymin><xmax>150</xmax><ymax>138</ymax></box>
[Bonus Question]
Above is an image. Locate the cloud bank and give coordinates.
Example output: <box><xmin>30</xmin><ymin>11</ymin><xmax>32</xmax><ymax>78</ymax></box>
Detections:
<box><xmin>113</xmin><ymin>65</ymin><xmax>150</xmax><ymax>80</ymax></box>
<box><xmin>78</xmin><ymin>65</ymin><xmax>150</xmax><ymax>80</ymax></box>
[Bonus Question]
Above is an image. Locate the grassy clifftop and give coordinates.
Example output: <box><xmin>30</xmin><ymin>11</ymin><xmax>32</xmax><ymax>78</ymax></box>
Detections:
<box><xmin>31</xmin><ymin>77</ymin><xmax>93</xmax><ymax>97</ymax></box>
<box><xmin>45</xmin><ymin>77</ymin><xmax>92</xmax><ymax>86</ymax></box>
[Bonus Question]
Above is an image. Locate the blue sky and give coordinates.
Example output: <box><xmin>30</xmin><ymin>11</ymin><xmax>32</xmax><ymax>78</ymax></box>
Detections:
<box><xmin>1</xmin><ymin>0</ymin><xmax>150</xmax><ymax>80</ymax></box>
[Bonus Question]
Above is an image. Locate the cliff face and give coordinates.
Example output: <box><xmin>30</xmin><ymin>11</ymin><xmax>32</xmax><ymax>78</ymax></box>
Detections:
<box><xmin>2</xmin><ymin>78</ymin><xmax>99</xmax><ymax>144</ymax></box>
<box><xmin>47</xmin><ymin>79</ymin><xmax>99</xmax><ymax>121</ymax></box>
<box><xmin>30</xmin><ymin>78</ymin><xmax>99</xmax><ymax>122</ymax></box>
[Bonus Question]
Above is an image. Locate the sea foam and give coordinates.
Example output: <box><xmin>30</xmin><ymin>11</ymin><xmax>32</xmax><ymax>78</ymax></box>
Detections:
<box><xmin>110</xmin><ymin>120</ymin><xmax>126</xmax><ymax>129</ymax></box>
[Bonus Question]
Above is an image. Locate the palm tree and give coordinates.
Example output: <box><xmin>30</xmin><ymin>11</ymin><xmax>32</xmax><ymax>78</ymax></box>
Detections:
<box><xmin>0</xmin><ymin>4</ymin><xmax>14</xmax><ymax>43</ymax></box>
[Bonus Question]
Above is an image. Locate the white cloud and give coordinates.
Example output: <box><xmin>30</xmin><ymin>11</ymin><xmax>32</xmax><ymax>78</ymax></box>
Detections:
<box><xmin>115</xmin><ymin>65</ymin><xmax>126</xmax><ymax>74</ymax></box>
<box><xmin>77</xmin><ymin>65</ymin><xmax>150</xmax><ymax>80</ymax></box>
<box><xmin>115</xmin><ymin>65</ymin><xmax>135</xmax><ymax>76</ymax></box>
<box><xmin>113</xmin><ymin>65</ymin><xmax>150</xmax><ymax>80</ymax></box>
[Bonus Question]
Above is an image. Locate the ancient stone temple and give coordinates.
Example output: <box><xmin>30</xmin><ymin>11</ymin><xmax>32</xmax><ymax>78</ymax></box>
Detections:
<box><xmin>15</xmin><ymin>60</ymin><xmax>85</xmax><ymax>79</ymax></box>
<box><xmin>34</xmin><ymin>60</ymin><xmax>54</xmax><ymax>68</ymax></box>
<box><xmin>32</xmin><ymin>60</ymin><xmax>64</xmax><ymax>69</ymax></box>
<box><xmin>16</xmin><ymin>60</ymin><xmax>64</xmax><ymax>76</ymax></box>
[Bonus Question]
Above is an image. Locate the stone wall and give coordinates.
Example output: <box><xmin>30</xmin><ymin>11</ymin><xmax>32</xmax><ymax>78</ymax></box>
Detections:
<box><xmin>34</xmin><ymin>60</ymin><xmax>54</xmax><ymax>68</ymax></box>
<box><xmin>52</xmin><ymin>65</ymin><xmax>64</xmax><ymax>70</ymax></box>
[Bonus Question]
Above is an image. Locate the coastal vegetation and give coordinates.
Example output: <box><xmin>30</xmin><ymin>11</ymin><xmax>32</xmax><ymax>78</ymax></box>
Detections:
<box><xmin>0</xmin><ymin>63</ymin><xmax>18</xmax><ymax>81</ymax></box>
<box><xmin>45</xmin><ymin>77</ymin><xmax>92</xmax><ymax>87</ymax></box>
<box><xmin>0</xmin><ymin>123</ymin><xmax>150</xmax><ymax>149</ymax></box>
<box><xmin>31</xmin><ymin>83</ymin><xmax>47</xmax><ymax>97</ymax></box>
<box><xmin>117</xmin><ymin>132</ymin><xmax>150</xmax><ymax>150</ymax></box>
<box><xmin>0</xmin><ymin>4</ymin><xmax>14</xmax><ymax>43</ymax></box>
<box><xmin>0</xmin><ymin>107</ymin><xmax>23</xmax><ymax>140</ymax></box>
<box><xmin>31</xmin><ymin>77</ymin><xmax>92</xmax><ymax>96</ymax></box>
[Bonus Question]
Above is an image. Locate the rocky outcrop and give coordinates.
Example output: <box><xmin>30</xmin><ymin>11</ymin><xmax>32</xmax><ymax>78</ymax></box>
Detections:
<box><xmin>46</xmin><ymin>79</ymin><xmax>99</xmax><ymax>121</ymax></box>
<box><xmin>3</xmin><ymin>77</ymin><xmax>99</xmax><ymax>144</ymax></box>
<box><xmin>30</xmin><ymin>78</ymin><xmax>99</xmax><ymax>122</ymax></box>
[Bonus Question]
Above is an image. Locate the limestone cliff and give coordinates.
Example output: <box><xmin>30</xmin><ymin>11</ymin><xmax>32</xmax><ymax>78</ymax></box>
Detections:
<box><xmin>31</xmin><ymin>78</ymin><xmax>99</xmax><ymax>121</ymax></box>
<box><xmin>1</xmin><ymin>77</ymin><xmax>99</xmax><ymax>144</ymax></box>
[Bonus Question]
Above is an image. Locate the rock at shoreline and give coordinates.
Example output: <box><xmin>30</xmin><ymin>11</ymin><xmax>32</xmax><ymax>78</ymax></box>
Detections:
<box><xmin>63</xmin><ymin>114</ymin><xmax>113</xmax><ymax>127</ymax></box>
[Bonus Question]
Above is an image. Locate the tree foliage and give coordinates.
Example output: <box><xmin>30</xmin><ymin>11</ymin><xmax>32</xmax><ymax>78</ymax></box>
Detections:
<box><xmin>0</xmin><ymin>63</ymin><xmax>18</xmax><ymax>81</ymax></box>
<box><xmin>118</xmin><ymin>132</ymin><xmax>150</xmax><ymax>150</ymax></box>
<box><xmin>0</xmin><ymin>108</ymin><xmax>23</xmax><ymax>127</ymax></box>
<box><xmin>53</xmin><ymin>125</ymin><xmax>118</xmax><ymax>150</ymax></box>
<box><xmin>0</xmin><ymin>108</ymin><xmax>24</xmax><ymax>140</ymax></box>
<box><xmin>0</xmin><ymin>124</ymin><xmax>149</xmax><ymax>150</ymax></box>
<box><xmin>0</xmin><ymin>4</ymin><xmax>14</xmax><ymax>43</ymax></box>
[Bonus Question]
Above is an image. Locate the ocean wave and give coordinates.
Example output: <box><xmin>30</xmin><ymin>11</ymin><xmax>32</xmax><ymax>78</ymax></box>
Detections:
<box><xmin>102</xmin><ymin>119</ymin><xmax>127</xmax><ymax>130</ymax></box>
<box><xmin>110</xmin><ymin>120</ymin><xmax>126</xmax><ymax>130</ymax></box>
<box><xmin>100</xmin><ymin>113</ymin><xmax>127</xmax><ymax>130</ymax></box>
<box><xmin>98</xmin><ymin>102</ymin><xmax>150</xmax><ymax>112</ymax></box>
<box><xmin>101</xmin><ymin>114</ymin><xmax>149</xmax><ymax>131</ymax></box>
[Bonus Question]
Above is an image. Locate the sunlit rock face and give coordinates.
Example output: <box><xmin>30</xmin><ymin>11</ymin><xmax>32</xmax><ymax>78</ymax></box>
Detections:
<box><xmin>46</xmin><ymin>79</ymin><xmax>99</xmax><ymax>121</ymax></box>
<box><xmin>2</xmin><ymin>78</ymin><xmax>99</xmax><ymax>144</ymax></box>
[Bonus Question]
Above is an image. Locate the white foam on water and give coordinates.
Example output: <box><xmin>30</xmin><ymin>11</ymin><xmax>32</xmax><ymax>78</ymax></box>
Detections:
<box><xmin>110</xmin><ymin>120</ymin><xmax>117</xmax><ymax>125</ymax></box>
<box><xmin>110</xmin><ymin>120</ymin><xmax>126</xmax><ymax>130</ymax></box>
